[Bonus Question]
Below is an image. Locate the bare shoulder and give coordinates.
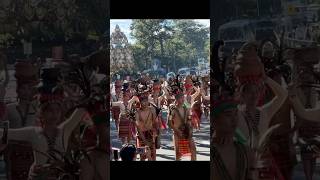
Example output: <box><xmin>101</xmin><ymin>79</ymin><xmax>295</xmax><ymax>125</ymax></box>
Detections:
<box><xmin>150</xmin><ymin>106</ymin><xmax>156</xmax><ymax>113</ymax></box>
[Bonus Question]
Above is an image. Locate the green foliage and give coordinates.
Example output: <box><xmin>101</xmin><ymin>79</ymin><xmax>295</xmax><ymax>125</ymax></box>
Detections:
<box><xmin>129</xmin><ymin>19</ymin><xmax>209</xmax><ymax>73</ymax></box>
<box><xmin>1</xmin><ymin>0</ymin><xmax>106</xmax><ymax>45</ymax></box>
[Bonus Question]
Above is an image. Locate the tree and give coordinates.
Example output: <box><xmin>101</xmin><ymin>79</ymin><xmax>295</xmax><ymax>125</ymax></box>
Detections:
<box><xmin>130</xmin><ymin>19</ymin><xmax>209</xmax><ymax>72</ymax></box>
<box><xmin>130</xmin><ymin>19</ymin><xmax>174</xmax><ymax>69</ymax></box>
<box><xmin>173</xmin><ymin>20</ymin><xmax>209</xmax><ymax>63</ymax></box>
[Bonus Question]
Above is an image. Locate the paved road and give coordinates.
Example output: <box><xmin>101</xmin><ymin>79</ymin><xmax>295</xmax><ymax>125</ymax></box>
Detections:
<box><xmin>111</xmin><ymin>113</ymin><xmax>210</xmax><ymax>161</ymax></box>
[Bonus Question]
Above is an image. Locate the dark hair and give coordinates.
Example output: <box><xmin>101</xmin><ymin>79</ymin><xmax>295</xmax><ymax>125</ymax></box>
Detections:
<box><xmin>120</xmin><ymin>144</ymin><xmax>136</xmax><ymax>161</ymax></box>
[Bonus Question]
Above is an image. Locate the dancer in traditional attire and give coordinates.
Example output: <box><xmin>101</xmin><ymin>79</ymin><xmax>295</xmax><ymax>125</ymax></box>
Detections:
<box><xmin>0</xmin><ymin>76</ymin><xmax>88</xmax><ymax>179</ymax></box>
<box><xmin>111</xmin><ymin>83</ymin><xmax>138</xmax><ymax>144</ymax></box>
<box><xmin>135</xmin><ymin>91</ymin><xmax>158</xmax><ymax>161</ymax></box>
<box><xmin>211</xmin><ymin>93</ymin><xmax>255</xmax><ymax>180</ymax></box>
<box><xmin>236</xmin><ymin>44</ymin><xmax>288</xmax><ymax>180</ymax></box>
<box><xmin>168</xmin><ymin>82</ymin><xmax>196</xmax><ymax>161</ymax></box>
<box><xmin>184</xmin><ymin>76</ymin><xmax>201</xmax><ymax>130</ymax></box>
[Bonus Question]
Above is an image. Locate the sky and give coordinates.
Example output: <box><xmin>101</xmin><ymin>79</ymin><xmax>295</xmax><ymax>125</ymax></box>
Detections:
<box><xmin>110</xmin><ymin>19</ymin><xmax>210</xmax><ymax>44</ymax></box>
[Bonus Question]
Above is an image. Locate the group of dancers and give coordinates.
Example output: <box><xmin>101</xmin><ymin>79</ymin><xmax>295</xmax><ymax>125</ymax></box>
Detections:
<box><xmin>212</xmin><ymin>40</ymin><xmax>320</xmax><ymax>180</ymax></box>
<box><xmin>0</xmin><ymin>51</ymin><xmax>107</xmax><ymax>180</ymax></box>
<box><xmin>110</xmin><ymin>74</ymin><xmax>210</xmax><ymax>161</ymax></box>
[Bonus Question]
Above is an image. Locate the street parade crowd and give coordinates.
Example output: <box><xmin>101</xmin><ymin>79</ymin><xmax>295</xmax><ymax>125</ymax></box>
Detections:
<box><xmin>212</xmin><ymin>40</ymin><xmax>320</xmax><ymax>180</ymax></box>
<box><xmin>110</xmin><ymin>72</ymin><xmax>210</xmax><ymax>161</ymax></box>
<box><xmin>0</xmin><ymin>47</ymin><xmax>108</xmax><ymax>180</ymax></box>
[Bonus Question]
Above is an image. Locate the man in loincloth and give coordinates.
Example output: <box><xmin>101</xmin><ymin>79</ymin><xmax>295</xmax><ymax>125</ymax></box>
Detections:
<box><xmin>168</xmin><ymin>89</ymin><xmax>196</xmax><ymax>161</ymax></box>
<box><xmin>184</xmin><ymin>76</ymin><xmax>201</xmax><ymax>131</ymax></box>
<box><xmin>135</xmin><ymin>93</ymin><xmax>158</xmax><ymax>161</ymax></box>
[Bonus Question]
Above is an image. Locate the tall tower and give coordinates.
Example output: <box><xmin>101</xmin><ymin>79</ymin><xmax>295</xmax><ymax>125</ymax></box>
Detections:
<box><xmin>110</xmin><ymin>25</ymin><xmax>134</xmax><ymax>74</ymax></box>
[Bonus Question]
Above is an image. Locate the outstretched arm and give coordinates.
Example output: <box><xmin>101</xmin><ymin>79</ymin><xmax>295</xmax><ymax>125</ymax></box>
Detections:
<box><xmin>59</xmin><ymin>108</ymin><xmax>88</xmax><ymax>148</ymax></box>
<box><xmin>260</xmin><ymin>77</ymin><xmax>288</xmax><ymax>123</ymax></box>
<box><xmin>111</xmin><ymin>101</ymin><xmax>122</xmax><ymax>107</ymax></box>
<box><xmin>0</xmin><ymin>126</ymin><xmax>35</xmax><ymax>142</ymax></box>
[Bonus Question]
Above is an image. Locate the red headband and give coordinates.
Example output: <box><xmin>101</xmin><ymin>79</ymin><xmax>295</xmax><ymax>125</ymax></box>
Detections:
<box><xmin>184</xmin><ymin>83</ymin><xmax>193</xmax><ymax>89</ymax></box>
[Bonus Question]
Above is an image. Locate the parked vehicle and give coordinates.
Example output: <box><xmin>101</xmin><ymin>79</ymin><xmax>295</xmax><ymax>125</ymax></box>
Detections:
<box><xmin>178</xmin><ymin>67</ymin><xmax>190</xmax><ymax>77</ymax></box>
<box><xmin>166</xmin><ymin>72</ymin><xmax>176</xmax><ymax>80</ymax></box>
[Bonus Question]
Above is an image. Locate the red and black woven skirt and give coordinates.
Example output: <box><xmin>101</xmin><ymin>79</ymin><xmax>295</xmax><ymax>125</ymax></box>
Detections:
<box><xmin>118</xmin><ymin>115</ymin><xmax>134</xmax><ymax>139</ymax></box>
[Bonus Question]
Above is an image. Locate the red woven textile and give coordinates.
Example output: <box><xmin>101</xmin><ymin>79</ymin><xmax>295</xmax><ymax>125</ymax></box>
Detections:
<box><xmin>178</xmin><ymin>139</ymin><xmax>191</xmax><ymax>156</ymax></box>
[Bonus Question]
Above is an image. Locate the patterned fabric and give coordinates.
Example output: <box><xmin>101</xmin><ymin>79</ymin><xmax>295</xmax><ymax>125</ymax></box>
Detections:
<box><xmin>136</xmin><ymin>130</ymin><xmax>155</xmax><ymax>158</ymax></box>
<box><xmin>111</xmin><ymin>106</ymin><xmax>120</xmax><ymax>121</ymax></box>
<box><xmin>118</xmin><ymin>115</ymin><xmax>134</xmax><ymax>139</ymax></box>
<box><xmin>136</xmin><ymin>130</ymin><xmax>154</xmax><ymax>147</ymax></box>
<box><xmin>177</xmin><ymin>138</ymin><xmax>191</xmax><ymax>156</ymax></box>
<box><xmin>244</xmin><ymin>109</ymin><xmax>260</xmax><ymax>136</ymax></box>
<box><xmin>191</xmin><ymin>106</ymin><xmax>202</xmax><ymax>128</ymax></box>
<box><xmin>242</xmin><ymin>109</ymin><xmax>260</xmax><ymax>149</ymax></box>
<box><xmin>43</xmin><ymin>135</ymin><xmax>56</xmax><ymax>158</ymax></box>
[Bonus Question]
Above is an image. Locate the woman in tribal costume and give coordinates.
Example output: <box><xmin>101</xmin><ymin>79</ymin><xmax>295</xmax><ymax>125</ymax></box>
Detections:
<box><xmin>111</xmin><ymin>84</ymin><xmax>139</xmax><ymax>144</ymax></box>
<box><xmin>183</xmin><ymin>76</ymin><xmax>201</xmax><ymax>131</ymax></box>
<box><xmin>211</xmin><ymin>93</ymin><xmax>255</xmax><ymax>180</ymax></box>
<box><xmin>237</xmin><ymin>70</ymin><xmax>288</xmax><ymax>179</ymax></box>
<box><xmin>288</xmin><ymin>83</ymin><xmax>320</xmax><ymax>180</ymax></box>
